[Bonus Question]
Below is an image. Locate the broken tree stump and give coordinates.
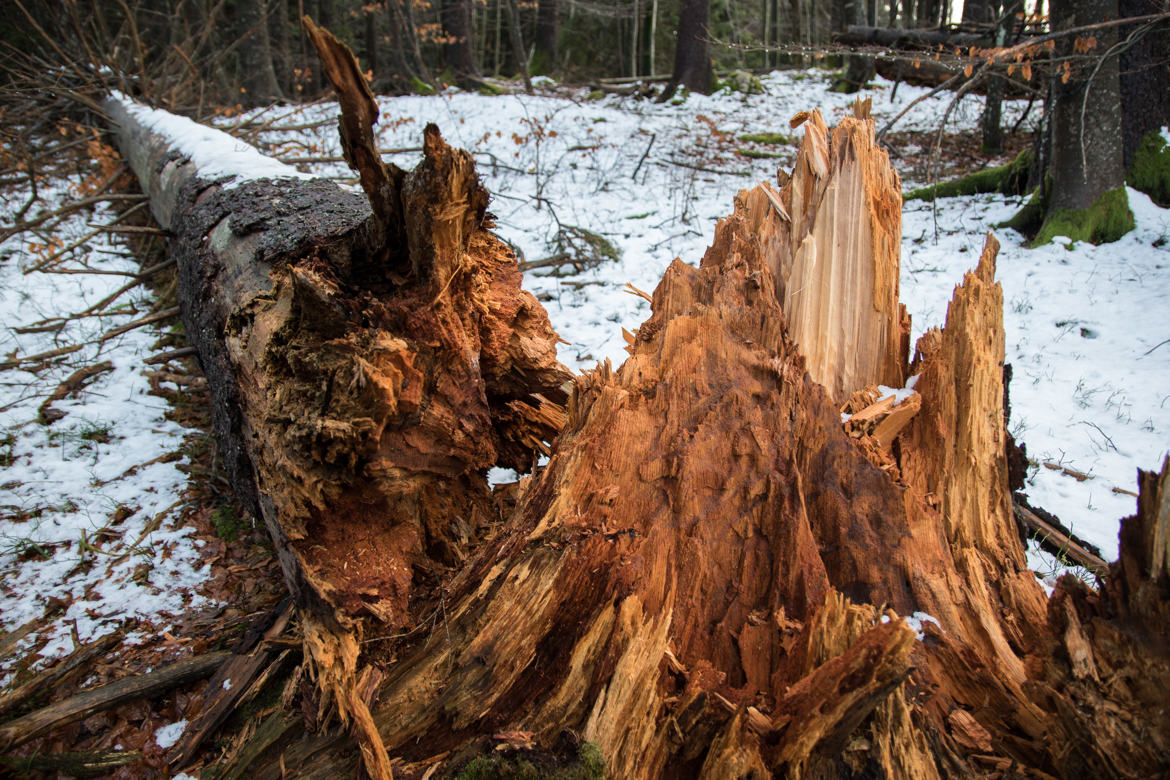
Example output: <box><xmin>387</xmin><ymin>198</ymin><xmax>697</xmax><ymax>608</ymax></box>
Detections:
<box><xmin>102</xmin><ymin>26</ymin><xmax>1170</xmax><ymax>780</ymax></box>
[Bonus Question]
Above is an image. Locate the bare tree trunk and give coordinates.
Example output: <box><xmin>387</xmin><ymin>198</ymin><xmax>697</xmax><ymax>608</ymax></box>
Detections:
<box><xmin>1031</xmin><ymin>0</ymin><xmax>1134</xmax><ymax>243</ymax></box>
<box><xmin>659</xmin><ymin>0</ymin><xmax>713</xmax><ymax>100</ymax></box>
<box><xmin>239</xmin><ymin>0</ymin><xmax>285</xmax><ymax>104</ymax></box>
<box><xmin>270</xmin><ymin>0</ymin><xmax>292</xmax><ymax>95</ymax></box>
<box><xmin>441</xmin><ymin>0</ymin><xmax>481</xmax><ymax>86</ymax></box>
<box><xmin>364</xmin><ymin>5</ymin><xmax>379</xmax><ymax>82</ymax></box>
<box><xmin>961</xmin><ymin>0</ymin><xmax>993</xmax><ymax>24</ymax></box>
<box><xmin>386</xmin><ymin>0</ymin><xmax>432</xmax><ymax>90</ymax></box>
<box><xmin>534</xmin><ymin>0</ymin><xmax>559</xmax><ymax>73</ymax></box>
<box><xmin>504</xmin><ymin>0</ymin><xmax>534</xmax><ymax>91</ymax></box>
<box><xmin>1119</xmin><ymin>0</ymin><xmax>1170</xmax><ymax>170</ymax></box>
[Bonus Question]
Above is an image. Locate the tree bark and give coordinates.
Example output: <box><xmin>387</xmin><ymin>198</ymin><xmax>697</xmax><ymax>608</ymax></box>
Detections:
<box><xmin>504</xmin><ymin>0</ymin><xmax>534</xmax><ymax>92</ymax></box>
<box><xmin>106</xmin><ymin>33</ymin><xmax>1170</xmax><ymax>780</ymax></box>
<box><xmin>534</xmin><ymin>0</ymin><xmax>559</xmax><ymax>73</ymax></box>
<box><xmin>961</xmin><ymin>0</ymin><xmax>994</xmax><ymax>24</ymax></box>
<box><xmin>1023</xmin><ymin>0</ymin><xmax>1135</xmax><ymax>244</ymax></box>
<box><xmin>239</xmin><ymin>0</ymin><xmax>285</xmax><ymax>104</ymax></box>
<box><xmin>980</xmin><ymin>0</ymin><xmax>1016</xmax><ymax>153</ymax></box>
<box><xmin>1049</xmin><ymin>0</ymin><xmax>1126</xmax><ymax>209</ymax></box>
<box><xmin>1119</xmin><ymin>0</ymin><xmax>1170</xmax><ymax>169</ymax></box>
<box><xmin>441</xmin><ymin>0</ymin><xmax>481</xmax><ymax>86</ymax></box>
<box><xmin>659</xmin><ymin>0</ymin><xmax>713</xmax><ymax>100</ymax></box>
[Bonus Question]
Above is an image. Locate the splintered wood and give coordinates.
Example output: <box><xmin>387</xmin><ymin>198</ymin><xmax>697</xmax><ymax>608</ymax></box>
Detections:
<box><xmin>736</xmin><ymin>99</ymin><xmax>908</xmax><ymax>404</ymax></box>
<box><xmin>108</xmin><ymin>46</ymin><xmax>1170</xmax><ymax>779</ymax></box>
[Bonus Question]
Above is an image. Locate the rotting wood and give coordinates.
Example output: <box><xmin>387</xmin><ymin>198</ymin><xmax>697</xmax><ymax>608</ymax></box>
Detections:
<box><xmin>105</xmin><ymin>30</ymin><xmax>1170</xmax><ymax>780</ymax></box>
<box><xmin>0</xmin><ymin>630</ymin><xmax>122</xmax><ymax>720</ymax></box>
<box><xmin>0</xmin><ymin>651</ymin><xmax>229</xmax><ymax>751</ymax></box>
<box><xmin>167</xmin><ymin>602</ymin><xmax>295</xmax><ymax>768</ymax></box>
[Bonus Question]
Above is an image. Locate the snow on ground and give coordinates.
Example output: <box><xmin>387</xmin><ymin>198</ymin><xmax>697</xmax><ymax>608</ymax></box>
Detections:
<box><xmin>902</xmin><ymin>188</ymin><xmax>1170</xmax><ymax>573</ymax></box>
<box><xmin>0</xmin><ymin>181</ymin><xmax>207</xmax><ymax>677</ymax></box>
<box><xmin>1</xmin><ymin>69</ymin><xmax>1164</xmax><ymax>672</ymax></box>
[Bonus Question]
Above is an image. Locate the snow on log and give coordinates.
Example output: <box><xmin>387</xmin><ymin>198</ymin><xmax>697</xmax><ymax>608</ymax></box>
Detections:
<box><xmin>104</xmin><ymin>29</ymin><xmax>1170</xmax><ymax>780</ymax></box>
<box><xmin>105</xmin><ymin>24</ymin><xmax>571</xmax><ymax>774</ymax></box>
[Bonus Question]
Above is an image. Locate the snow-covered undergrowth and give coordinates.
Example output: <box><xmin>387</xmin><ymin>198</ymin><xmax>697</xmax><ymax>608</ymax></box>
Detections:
<box><xmin>0</xmin><ymin>183</ymin><xmax>207</xmax><ymax>676</ymax></box>
<box><xmin>1</xmin><ymin>68</ymin><xmax>1165</xmax><ymax>674</ymax></box>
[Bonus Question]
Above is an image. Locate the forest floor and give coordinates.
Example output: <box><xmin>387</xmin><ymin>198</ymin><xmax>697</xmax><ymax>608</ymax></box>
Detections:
<box><xmin>0</xmin><ymin>66</ymin><xmax>1167</xmax><ymax>774</ymax></box>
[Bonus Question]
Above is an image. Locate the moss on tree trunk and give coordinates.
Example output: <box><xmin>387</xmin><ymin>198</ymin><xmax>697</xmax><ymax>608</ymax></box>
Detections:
<box><xmin>1128</xmin><ymin>129</ymin><xmax>1170</xmax><ymax>207</ymax></box>
<box><xmin>1032</xmin><ymin>186</ymin><xmax>1135</xmax><ymax>246</ymax></box>
<box><xmin>905</xmin><ymin>148</ymin><xmax>1032</xmax><ymax>201</ymax></box>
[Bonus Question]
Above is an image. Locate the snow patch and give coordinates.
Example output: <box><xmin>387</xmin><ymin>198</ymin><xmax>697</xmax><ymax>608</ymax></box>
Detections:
<box><xmin>154</xmin><ymin>719</ymin><xmax>187</xmax><ymax>749</ymax></box>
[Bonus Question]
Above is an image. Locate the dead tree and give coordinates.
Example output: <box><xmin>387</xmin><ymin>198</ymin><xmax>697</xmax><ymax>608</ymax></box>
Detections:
<box><xmin>105</xmin><ymin>30</ymin><xmax>1170</xmax><ymax>780</ymax></box>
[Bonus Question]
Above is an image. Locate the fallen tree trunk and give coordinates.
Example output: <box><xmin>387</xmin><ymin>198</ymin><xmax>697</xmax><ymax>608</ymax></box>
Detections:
<box><xmin>834</xmin><ymin>24</ymin><xmax>995</xmax><ymax>50</ymax></box>
<box><xmin>104</xmin><ymin>28</ymin><xmax>1170</xmax><ymax>780</ymax></box>
<box><xmin>105</xmin><ymin>19</ymin><xmax>571</xmax><ymax>776</ymax></box>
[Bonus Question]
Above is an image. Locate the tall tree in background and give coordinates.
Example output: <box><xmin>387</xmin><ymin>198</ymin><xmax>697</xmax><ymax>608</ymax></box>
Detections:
<box><xmin>980</xmin><ymin>0</ymin><xmax>1022</xmax><ymax>153</ymax></box>
<box><xmin>1014</xmin><ymin>0</ymin><xmax>1134</xmax><ymax>244</ymax></box>
<box><xmin>239</xmin><ymin>0</ymin><xmax>284</xmax><ymax>103</ymax></box>
<box><xmin>270</xmin><ymin>0</ymin><xmax>292</xmax><ymax>95</ymax></box>
<box><xmin>386</xmin><ymin>0</ymin><xmax>432</xmax><ymax>90</ymax></box>
<box><xmin>659</xmin><ymin>0</ymin><xmax>713</xmax><ymax>100</ymax></box>
<box><xmin>441</xmin><ymin>0</ymin><xmax>480</xmax><ymax>86</ymax></box>
<box><xmin>1119</xmin><ymin>0</ymin><xmax>1170</xmax><ymax>204</ymax></box>
<box><xmin>534</xmin><ymin>0</ymin><xmax>559</xmax><ymax>73</ymax></box>
<box><xmin>961</xmin><ymin>0</ymin><xmax>993</xmax><ymax>24</ymax></box>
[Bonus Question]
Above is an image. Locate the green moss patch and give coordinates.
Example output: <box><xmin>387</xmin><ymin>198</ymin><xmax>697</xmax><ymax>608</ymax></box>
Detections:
<box><xmin>998</xmin><ymin>184</ymin><xmax>1045</xmax><ymax>236</ymax></box>
<box><xmin>1128</xmin><ymin>129</ymin><xmax>1170</xmax><ymax>207</ymax></box>
<box><xmin>1031</xmin><ymin>187</ymin><xmax>1135</xmax><ymax>247</ymax></box>
<box><xmin>906</xmin><ymin>148</ymin><xmax>1032</xmax><ymax>201</ymax></box>
<box><xmin>738</xmin><ymin>132</ymin><xmax>788</xmax><ymax>145</ymax></box>
<box><xmin>738</xmin><ymin>149</ymin><xmax>786</xmax><ymax>159</ymax></box>
<box><xmin>411</xmin><ymin>76</ymin><xmax>436</xmax><ymax>96</ymax></box>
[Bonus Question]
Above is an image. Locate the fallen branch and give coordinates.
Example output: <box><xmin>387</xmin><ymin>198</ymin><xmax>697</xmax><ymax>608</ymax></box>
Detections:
<box><xmin>0</xmin><ymin>345</ymin><xmax>84</xmax><ymax>373</ymax></box>
<box><xmin>96</xmin><ymin>305</ymin><xmax>181</xmax><ymax>343</ymax></box>
<box><xmin>144</xmin><ymin>346</ymin><xmax>199</xmax><ymax>365</ymax></box>
<box><xmin>1013</xmin><ymin>501</ymin><xmax>1108</xmax><ymax>575</ymax></box>
<box><xmin>0</xmin><ymin>631</ymin><xmax>123</xmax><ymax>720</ymax></box>
<box><xmin>37</xmin><ymin>361</ymin><xmax>116</xmax><ymax>423</ymax></box>
<box><xmin>657</xmin><ymin>157</ymin><xmax>752</xmax><ymax>177</ymax></box>
<box><xmin>167</xmin><ymin>603</ymin><xmax>294</xmax><ymax>768</ymax></box>
<box><xmin>0</xmin><ymin>193</ymin><xmax>147</xmax><ymax>242</ymax></box>
<box><xmin>0</xmin><ymin>749</ymin><xmax>140</xmax><ymax>777</ymax></box>
<box><xmin>0</xmin><ymin>651</ymin><xmax>230</xmax><ymax>751</ymax></box>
